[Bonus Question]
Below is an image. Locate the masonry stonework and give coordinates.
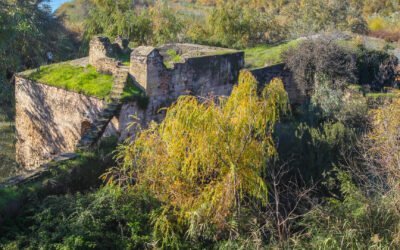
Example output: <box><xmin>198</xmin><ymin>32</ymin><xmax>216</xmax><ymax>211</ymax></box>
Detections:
<box><xmin>15</xmin><ymin>36</ymin><xmax>304</xmax><ymax>169</ymax></box>
<box><xmin>129</xmin><ymin>44</ymin><xmax>245</xmax><ymax>120</ymax></box>
<box><xmin>15</xmin><ymin>77</ymin><xmax>118</xmax><ymax>168</ymax></box>
<box><xmin>89</xmin><ymin>36</ymin><xmax>123</xmax><ymax>75</ymax></box>
<box><xmin>250</xmin><ymin>64</ymin><xmax>304</xmax><ymax>104</ymax></box>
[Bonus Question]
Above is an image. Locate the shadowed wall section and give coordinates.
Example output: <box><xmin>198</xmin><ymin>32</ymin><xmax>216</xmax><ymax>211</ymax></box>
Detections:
<box><xmin>250</xmin><ymin>64</ymin><xmax>304</xmax><ymax>105</ymax></box>
<box><xmin>15</xmin><ymin>77</ymin><xmax>118</xmax><ymax>169</ymax></box>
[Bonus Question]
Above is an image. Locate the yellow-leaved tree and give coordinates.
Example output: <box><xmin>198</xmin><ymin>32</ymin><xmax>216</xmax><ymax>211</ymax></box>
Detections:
<box><xmin>109</xmin><ymin>71</ymin><xmax>289</xmax><ymax>247</ymax></box>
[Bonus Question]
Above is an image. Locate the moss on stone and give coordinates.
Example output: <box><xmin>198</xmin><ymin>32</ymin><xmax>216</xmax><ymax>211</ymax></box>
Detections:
<box><xmin>26</xmin><ymin>64</ymin><xmax>114</xmax><ymax>99</ymax></box>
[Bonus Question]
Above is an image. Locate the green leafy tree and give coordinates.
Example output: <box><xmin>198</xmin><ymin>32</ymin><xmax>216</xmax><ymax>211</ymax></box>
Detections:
<box><xmin>84</xmin><ymin>0</ymin><xmax>182</xmax><ymax>46</ymax></box>
<box><xmin>149</xmin><ymin>1</ymin><xmax>183</xmax><ymax>45</ymax></box>
<box><xmin>205</xmin><ymin>1</ymin><xmax>271</xmax><ymax>48</ymax></box>
<box><xmin>0</xmin><ymin>0</ymin><xmax>76</xmax><ymax>120</ymax></box>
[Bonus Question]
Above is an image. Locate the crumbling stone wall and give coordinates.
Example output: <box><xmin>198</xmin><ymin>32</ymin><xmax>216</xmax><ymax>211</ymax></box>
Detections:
<box><xmin>89</xmin><ymin>36</ymin><xmax>122</xmax><ymax>75</ymax></box>
<box><xmin>89</xmin><ymin>36</ymin><xmax>116</xmax><ymax>65</ymax></box>
<box><xmin>15</xmin><ymin>76</ymin><xmax>118</xmax><ymax>169</ymax></box>
<box><xmin>15</xmin><ymin>38</ymin><xmax>305</xmax><ymax>169</ymax></box>
<box><xmin>250</xmin><ymin>64</ymin><xmax>305</xmax><ymax>104</ymax></box>
<box><xmin>130</xmin><ymin>44</ymin><xmax>244</xmax><ymax>117</ymax></box>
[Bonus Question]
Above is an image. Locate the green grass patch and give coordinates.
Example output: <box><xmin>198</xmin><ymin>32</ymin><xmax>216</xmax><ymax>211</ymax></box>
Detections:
<box><xmin>366</xmin><ymin>92</ymin><xmax>398</xmax><ymax>99</ymax></box>
<box><xmin>244</xmin><ymin>40</ymin><xmax>300</xmax><ymax>69</ymax></box>
<box><xmin>163</xmin><ymin>49</ymin><xmax>184</xmax><ymax>69</ymax></box>
<box><xmin>27</xmin><ymin>64</ymin><xmax>114</xmax><ymax>99</ymax></box>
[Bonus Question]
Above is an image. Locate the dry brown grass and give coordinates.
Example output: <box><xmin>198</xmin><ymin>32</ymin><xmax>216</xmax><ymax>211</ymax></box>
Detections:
<box><xmin>369</xmin><ymin>30</ymin><xmax>400</xmax><ymax>43</ymax></box>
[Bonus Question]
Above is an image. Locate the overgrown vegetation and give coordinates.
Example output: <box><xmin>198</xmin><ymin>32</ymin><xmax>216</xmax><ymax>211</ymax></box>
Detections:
<box><xmin>1</xmin><ymin>0</ymin><xmax>400</xmax><ymax>248</ymax></box>
<box><xmin>0</xmin><ymin>0</ymin><xmax>79</xmax><ymax>179</ymax></box>
<box><xmin>163</xmin><ymin>49</ymin><xmax>183</xmax><ymax>68</ymax></box>
<box><xmin>105</xmin><ymin>73</ymin><xmax>289</xmax><ymax>247</ymax></box>
<box><xmin>121</xmin><ymin>79</ymin><xmax>149</xmax><ymax>109</ymax></box>
<box><xmin>78</xmin><ymin>0</ymin><xmax>399</xmax><ymax>50</ymax></box>
<box><xmin>26</xmin><ymin>64</ymin><xmax>113</xmax><ymax>99</ymax></box>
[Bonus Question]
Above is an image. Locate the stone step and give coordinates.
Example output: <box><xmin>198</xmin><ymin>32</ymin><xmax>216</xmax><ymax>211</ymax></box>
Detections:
<box><xmin>107</xmin><ymin>102</ymin><xmax>120</xmax><ymax>107</ymax></box>
<box><xmin>113</xmin><ymin>82</ymin><xmax>126</xmax><ymax>86</ymax></box>
<box><xmin>83</xmin><ymin>133</ymin><xmax>97</xmax><ymax>140</ymax></box>
<box><xmin>110</xmin><ymin>96</ymin><xmax>122</xmax><ymax>101</ymax></box>
<box><xmin>105</xmin><ymin>104</ymin><xmax>119</xmax><ymax>110</ymax></box>
<box><xmin>113</xmin><ymin>82</ymin><xmax>125</xmax><ymax>87</ymax></box>
<box><xmin>110</xmin><ymin>92</ymin><xmax>123</xmax><ymax>97</ymax></box>
<box><xmin>103</xmin><ymin>108</ymin><xmax>117</xmax><ymax>114</ymax></box>
<box><xmin>93</xmin><ymin>118</ymin><xmax>111</xmax><ymax>125</ymax></box>
<box><xmin>110</xmin><ymin>91</ymin><xmax>123</xmax><ymax>96</ymax></box>
<box><xmin>90</xmin><ymin>123</ymin><xmax>106</xmax><ymax>131</ymax></box>
<box><xmin>112</xmin><ymin>86</ymin><xmax>124</xmax><ymax>91</ymax></box>
<box><xmin>76</xmin><ymin>68</ymin><xmax>128</xmax><ymax>150</ymax></box>
<box><xmin>111</xmin><ymin>92</ymin><xmax>123</xmax><ymax>96</ymax></box>
<box><xmin>115</xmin><ymin>73</ymin><xmax>127</xmax><ymax>78</ymax></box>
<box><xmin>109</xmin><ymin>99</ymin><xmax>122</xmax><ymax>104</ymax></box>
<box><xmin>96</xmin><ymin>116</ymin><xmax>112</xmax><ymax>122</ymax></box>
<box><xmin>114</xmin><ymin>79</ymin><xmax>126</xmax><ymax>83</ymax></box>
<box><xmin>111</xmin><ymin>87</ymin><xmax>124</xmax><ymax>92</ymax></box>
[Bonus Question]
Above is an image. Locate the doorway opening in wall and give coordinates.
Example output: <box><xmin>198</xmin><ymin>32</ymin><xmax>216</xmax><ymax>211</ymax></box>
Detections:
<box><xmin>81</xmin><ymin>120</ymin><xmax>91</xmax><ymax>136</ymax></box>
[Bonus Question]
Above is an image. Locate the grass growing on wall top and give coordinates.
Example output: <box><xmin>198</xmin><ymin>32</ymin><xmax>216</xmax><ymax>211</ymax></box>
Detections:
<box><xmin>121</xmin><ymin>78</ymin><xmax>149</xmax><ymax>109</ymax></box>
<box><xmin>163</xmin><ymin>49</ymin><xmax>184</xmax><ymax>69</ymax></box>
<box><xmin>244</xmin><ymin>40</ymin><xmax>300</xmax><ymax>69</ymax></box>
<box><xmin>27</xmin><ymin>64</ymin><xmax>114</xmax><ymax>99</ymax></box>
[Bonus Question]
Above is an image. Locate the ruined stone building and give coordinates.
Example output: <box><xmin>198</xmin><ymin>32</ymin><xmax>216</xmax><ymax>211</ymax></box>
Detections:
<box><xmin>15</xmin><ymin>36</ymin><xmax>300</xmax><ymax>169</ymax></box>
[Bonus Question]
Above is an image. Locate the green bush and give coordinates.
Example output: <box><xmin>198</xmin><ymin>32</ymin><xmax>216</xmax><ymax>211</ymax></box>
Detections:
<box><xmin>356</xmin><ymin>46</ymin><xmax>399</xmax><ymax>90</ymax></box>
<box><xmin>298</xmin><ymin>170</ymin><xmax>400</xmax><ymax>249</ymax></box>
<box><xmin>0</xmin><ymin>186</ymin><xmax>160</xmax><ymax>249</ymax></box>
<box><xmin>283</xmin><ymin>39</ymin><xmax>356</xmax><ymax>96</ymax></box>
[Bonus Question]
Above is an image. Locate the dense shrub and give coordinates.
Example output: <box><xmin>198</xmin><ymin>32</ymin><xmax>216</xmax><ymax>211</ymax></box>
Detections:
<box><xmin>356</xmin><ymin>47</ymin><xmax>399</xmax><ymax>90</ymax></box>
<box><xmin>294</xmin><ymin>93</ymin><xmax>400</xmax><ymax>249</ymax></box>
<box><xmin>0</xmin><ymin>187</ymin><xmax>159</xmax><ymax>249</ymax></box>
<box><xmin>202</xmin><ymin>1</ymin><xmax>275</xmax><ymax>48</ymax></box>
<box><xmin>84</xmin><ymin>0</ymin><xmax>183</xmax><ymax>46</ymax></box>
<box><xmin>298</xmin><ymin>169</ymin><xmax>400</xmax><ymax>248</ymax></box>
<box><xmin>310</xmin><ymin>74</ymin><xmax>369</xmax><ymax>126</ymax></box>
<box><xmin>283</xmin><ymin>39</ymin><xmax>356</xmax><ymax>96</ymax></box>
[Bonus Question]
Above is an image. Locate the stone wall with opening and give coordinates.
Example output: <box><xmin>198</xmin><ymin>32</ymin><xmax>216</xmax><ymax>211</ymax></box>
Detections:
<box><xmin>15</xmin><ymin>77</ymin><xmax>118</xmax><ymax>169</ymax></box>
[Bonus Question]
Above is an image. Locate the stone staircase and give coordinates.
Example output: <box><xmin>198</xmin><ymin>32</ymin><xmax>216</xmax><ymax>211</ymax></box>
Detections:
<box><xmin>76</xmin><ymin>66</ymin><xmax>129</xmax><ymax>150</ymax></box>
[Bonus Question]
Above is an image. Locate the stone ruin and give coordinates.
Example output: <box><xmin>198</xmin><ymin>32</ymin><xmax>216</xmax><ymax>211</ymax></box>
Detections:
<box><xmin>14</xmin><ymin>36</ymin><xmax>301</xmax><ymax>169</ymax></box>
